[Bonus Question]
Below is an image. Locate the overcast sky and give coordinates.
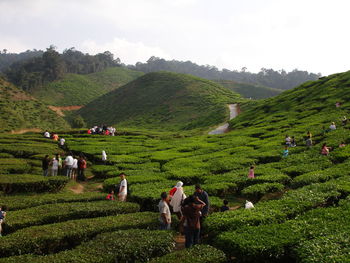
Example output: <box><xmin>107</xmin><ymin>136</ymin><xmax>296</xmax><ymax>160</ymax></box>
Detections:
<box><xmin>1</xmin><ymin>0</ymin><xmax>349</xmax><ymax>75</ymax></box>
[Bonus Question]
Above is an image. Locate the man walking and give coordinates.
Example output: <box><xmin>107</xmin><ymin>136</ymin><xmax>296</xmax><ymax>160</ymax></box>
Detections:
<box><xmin>118</xmin><ymin>173</ymin><xmax>128</xmax><ymax>201</ymax></box>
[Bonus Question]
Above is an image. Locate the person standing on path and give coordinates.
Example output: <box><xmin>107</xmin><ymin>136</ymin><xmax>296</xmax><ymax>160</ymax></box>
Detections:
<box><xmin>181</xmin><ymin>195</ymin><xmax>206</xmax><ymax>248</ymax></box>
<box><xmin>42</xmin><ymin>155</ymin><xmax>50</xmax><ymax>176</ymax></box>
<box><xmin>170</xmin><ymin>181</ymin><xmax>186</xmax><ymax>220</ymax></box>
<box><xmin>51</xmin><ymin>154</ymin><xmax>59</xmax><ymax>176</ymax></box>
<box><xmin>102</xmin><ymin>150</ymin><xmax>107</xmax><ymax>163</ymax></box>
<box><xmin>72</xmin><ymin>156</ymin><xmax>78</xmax><ymax>180</ymax></box>
<box><xmin>118</xmin><ymin>173</ymin><xmax>127</xmax><ymax>202</ymax></box>
<box><xmin>158</xmin><ymin>192</ymin><xmax>171</xmax><ymax>230</ymax></box>
<box><xmin>64</xmin><ymin>152</ymin><xmax>74</xmax><ymax>178</ymax></box>
<box><xmin>248</xmin><ymin>165</ymin><xmax>255</xmax><ymax>179</ymax></box>
<box><xmin>59</xmin><ymin>137</ymin><xmax>66</xmax><ymax>150</ymax></box>
<box><xmin>193</xmin><ymin>185</ymin><xmax>210</xmax><ymax>217</ymax></box>
<box><xmin>77</xmin><ymin>155</ymin><xmax>87</xmax><ymax>181</ymax></box>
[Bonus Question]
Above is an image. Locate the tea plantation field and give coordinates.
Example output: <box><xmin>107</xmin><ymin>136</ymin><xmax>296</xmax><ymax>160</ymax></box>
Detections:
<box><xmin>1</xmin><ymin>71</ymin><xmax>350</xmax><ymax>262</ymax></box>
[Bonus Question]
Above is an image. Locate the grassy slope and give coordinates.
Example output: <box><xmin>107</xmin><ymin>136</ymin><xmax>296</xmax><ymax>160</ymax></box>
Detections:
<box><xmin>0</xmin><ymin>78</ymin><xmax>69</xmax><ymax>132</ymax></box>
<box><xmin>230</xmin><ymin>70</ymin><xmax>350</xmax><ymax>135</ymax></box>
<box><xmin>78</xmin><ymin>71</ymin><xmax>242</xmax><ymax>131</ymax></box>
<box><xmin>32</xmin><ymin>67</ymin><xmax>143</xmax><ymax>106</ymax></box>
<box><xmin>216</xmin><ymin>80</ymin><xmax>283</xmax><ymax>99</ymax></box>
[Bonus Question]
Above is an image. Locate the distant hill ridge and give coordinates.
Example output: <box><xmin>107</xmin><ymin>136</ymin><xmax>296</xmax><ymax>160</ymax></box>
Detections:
<box><xmin>78</xmin><ymin>71</ymin><xmax>242</xmax><ymax>131</ymax></box>
<box><xmin>0</xmin><ymin>78</ymin><xmax>69</xmax><ymax>132</ymax></box>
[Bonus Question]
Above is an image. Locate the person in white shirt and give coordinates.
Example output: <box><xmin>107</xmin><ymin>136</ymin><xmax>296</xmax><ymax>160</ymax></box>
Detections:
<box><xmin>158</xmin><ymin>192</ymin><xmax>171</xmax><ymax>230</ymax></box>
<box><xmin>72</xmin><ymin>157</ymin><xmax>78</xmax><ymax>180</ymax></box>
<box><xmin>245</xmin><ymin>200</ymin><xmax>254</xmax><ymax>209</ymax></box>
<box><xmin>44</xmin><ymin>131</ymin><xmax>50</xmax><ymax>138</ymax></box>
<box><xmin>118</xmin><ymin>173</ymin><xmax>127</xmax><ymax>202</ymax></box>
<box><xmin>64</xmin><ymin>152</ymin><xmax>74</xmax><ymax>178</ymax></box>
<box><xmin>51</xmin><ymin>154</ymin><xmax>59</xmax><ymax>176</ymax></box>
<box><xmin>329</xmin><ymin>122</ymin><xmax>337</xmax><ymax>130</ymax></box>
<box><xmin>102</xmin><ymin>150</ymin><xmax>107</xmax><ymax>162</ymax></box>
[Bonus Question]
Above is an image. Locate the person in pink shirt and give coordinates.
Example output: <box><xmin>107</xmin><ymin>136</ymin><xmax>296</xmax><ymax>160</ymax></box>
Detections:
<box><xmin>248</xmin><ymin>165</ymin><xmax>255</xmax><ymax>179</ymax></box>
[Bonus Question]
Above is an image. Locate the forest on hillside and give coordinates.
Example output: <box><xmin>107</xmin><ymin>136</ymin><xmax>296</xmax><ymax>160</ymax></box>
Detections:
<box><xmin>129</xmin><ymin>57</ymin><xmax>321</xmax><ymax>90</ymax></box>
<box><xmin>0</xmin><ymin>47</ymin><xmax>320</xmax><ymax>92</ymax></box>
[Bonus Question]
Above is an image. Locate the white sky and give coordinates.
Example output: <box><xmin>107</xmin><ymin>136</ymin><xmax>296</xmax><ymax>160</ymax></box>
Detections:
<box><xmin>1</xmin><ymin>0</ymin><xmax>349</xmax><ymax>75</ymax></box>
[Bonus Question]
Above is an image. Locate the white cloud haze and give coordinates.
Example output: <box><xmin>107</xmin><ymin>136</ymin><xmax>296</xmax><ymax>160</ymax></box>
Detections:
<box><xmin>0</xmin><ymin>0</ymin><xmax>349</xmax><ymax>75</ymax></box>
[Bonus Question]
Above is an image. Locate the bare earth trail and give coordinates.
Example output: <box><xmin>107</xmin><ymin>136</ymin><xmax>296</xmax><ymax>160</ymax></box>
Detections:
<box><xmin>208</xmin><ymin>104</ymin><xmax>239</xmax><ymax>135</ymax></box>
<box><xmin>11</xmin><ymin>128</ymin><xmax>42</xmax><ymax>134</ymax></box>
<box><xmin>49</xmin><ymin>105</ymin><xmax>83</xmax><ymax>117</ymax></box>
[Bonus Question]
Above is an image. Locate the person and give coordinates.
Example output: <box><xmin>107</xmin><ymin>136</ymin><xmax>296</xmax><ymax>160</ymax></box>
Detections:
<box><xmin>283</xmin><ymin>146</ymin><xmax>289</xmax><ymax>157</ymax></box>
<box><xmin>335</xmin><ymin>102</ymin><xmax>341</xmax><ymax>108</ymax></box>
<box><xmin>42</xmin><ymin>155</ymin><xmax>50</xmax><ymax>176</ymax></box>
<box><xmin>0</xmin><ymin>206</ymin><xmax>6</xmax><ymax>237</ymax></box>
<box><xmin>64</xmin><ymin>152</ymin><xmax>74</xmax><ymax>178</ymax></box>
<box><xmin>102</xmin><ymin>150</ymin><xmax>107</xmax><ymax>162</ymax></box>
<box><xmin>339</xmin><ymin>142</ymin><xmax>346</xmax><ymax>148</ymax></box>
<box><xmin>170</xmin><ymin>181</ymin><xmax>186</xmax><ymax>219</ymax></box>
<box><xmin>158</xmin><ymin>192</ymin><xmax>171</xmax><ymax>230</ymax></box>
<box><xmin>306</xmin><ymin>136</ymin><xmax>313</xmax><ymax>147</ymax></box>
<box><xmin>329</xmin><ymin>122</ymin><xmax>336</xmax><ymax>131</ymax></box>
<box><xmin>51</xmin><ymin>154</ymin><xmax>59</xmax><ymax>176</ymax></box>
<box><xmin>342</xmin><ymin>116</ymin><xmax>348</xmax><ymax>126</ymax></box>
<box><xmin>181</xmin><ymin>195</ymin><xmax>206</xmax><ymax>248</ymax></box>
<box><xmin>52</xmin><ymin>133</ymin><xmax>59</xmax><ymax>141</ymax></box>
<box><xmin>285</xmin><ymin>135</ymin><xmax>291</xmax><ymax>147</ymax></box>
<box><xmin>290</xmin><ymin>136</ymin><xmax>296</xmax><ymax>147</ymax></box>
<box><xmin>44</xmin><ymin>130</ymin><xmax>50</xmax><ymax>138</ymax></box>
<box><xmin>245</xmin><ymin>200</ymin><xmax>254</xmax><ymax>209</ymax></box>
<box><xmin>307</xmin><ymin>131</ymin><xmax>312</xmax><ymax>138</ymax></box>
<box><xmin>193</xmin><ymin>185</ymin><xmax>210</xmax><ymax>218</ymax></box>
<box><xmin>106</xmin><ymin>190</ymin><xmax>115</xmax><ymax>201</ymax></box>
<box><xmin>72</xmin><ymin>156</ymin><xmax>78</xmax><ymax>180</ymax></box>
<box><xmin>248</xmin><ymin>165</ymin><xmax>255</xmax><ymax>179</ymax></box>
<box><xmin>110</xmin><ymin>127</ymin><xmax>116</xmax><ymax>136</ymax></box>
<box><xmin>220</xmin><ymin>200</ymin><xmax>229</xmax><ymax>212</ymax></box>
<box><xmin>118</xmin><ymin>173</ymin><xmax>127</xmax><ymax>201</ymax></box>
<box><xmin>321</xmin><ymin>143</ymin><xmax>331</xmax><ymax>155</ymax></box>
<box><xmin>59</xmin><ymin>137</ymin><xmax>66</xmax><ymax>149</ymax></box>
<box><xmin>87</xmin><ymin>129</ymin><xmax>92</xmax><ymax>135</ymax></box>
<box><xmin>77</xmin><ymin>155</ymin><xmax>87</xmax><ymax>181</ymax></box>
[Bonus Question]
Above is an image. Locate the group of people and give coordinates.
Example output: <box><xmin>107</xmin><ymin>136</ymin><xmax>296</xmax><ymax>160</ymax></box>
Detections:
<box><xmin>87</xmin><ymin>125</ymin><xmax>116</xmax><ymax>136</ymax></box>
<box><xmin>158</xmin><ymin>183</ymin><xmax>209</xmax><ymax>248</ymax></box>
<box><xmin>42</xmin><ymin>152</ymin><xmax>87</xmax><ymax>181</ymax></box>
<box><xmin>105</xmin><ymin>173</ymin><xmax>128</xmax><ymax>201</ymax></box>
<box><xmin>43</xmin><ymin>131</ymin><xmax>66</xmax><ymax>149</ymax></box>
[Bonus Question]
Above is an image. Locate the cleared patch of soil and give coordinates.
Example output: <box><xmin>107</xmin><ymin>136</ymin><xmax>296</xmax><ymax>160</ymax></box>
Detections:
<box><xmin>11</xmin><ymin>128</ymin><xmax>42</xmax><ymax>134</ymax></box>
<box><xmin>49</xmin><ymin>105</ymin><xmax>83</xmax><ymax>117</ymax></box>
<box><xmin>69</xmin><ymin>183</ymin><xmax>84</xmax><ymax>194</ymax></box>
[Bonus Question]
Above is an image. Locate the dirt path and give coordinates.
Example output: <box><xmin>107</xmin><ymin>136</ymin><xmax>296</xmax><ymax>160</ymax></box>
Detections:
<box><xmin>174</xmin><ymin>234</ymin><xmax>186</xmax><ymax>250</ymax></box>
<box><xmin>10</xmin><ymin>128</ymin><xmax>42</xmax><ymax>134</ymax></box>
<box><xmin>69</xmin><ymin>183</ymin><xmax>84</xmax><ymax>194</ymax></box>
<box><xmin>208</xmin><ymin>104</ymin><xmax>239</xmax><ymax>135</ymax></box>
<box><xmin>49</xmin><ymin>105</ymin><xmax>83</xmax><ymax>117</ymax></box>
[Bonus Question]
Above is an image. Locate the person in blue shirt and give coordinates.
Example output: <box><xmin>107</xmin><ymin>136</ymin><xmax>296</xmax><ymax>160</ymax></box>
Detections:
<box><xmin>283</xmin><ymin>146</ymin><xmax>289</xmax><ymax>158</ymax></box>
<box><xmin>220</xmin><ymin>200</ymin><xmax>229</xmax><ymax>212</ymax></box>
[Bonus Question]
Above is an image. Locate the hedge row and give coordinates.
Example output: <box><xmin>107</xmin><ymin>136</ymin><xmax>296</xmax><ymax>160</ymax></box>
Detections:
<box><xmin>150</xmin><ymin>245</ymin><xmax>226</xmax><ymax>263</ymax></box>
<box><xmin>0</xmin><ymin>229</ymin><xmax>175</xmax><ymax>263</ymax></box>
<box><xmin>5</xmin><ymin>201</ymin><xmax>140</xmax><ymax>232</ymax></box>
<box><xmin>0</xmin><ymin>212</ymin><xmax>158</xmax><ymax>257</ymax></box>
<box><xmin>0</xmin><ymin>174</ymin><xmax>68</xmax><ymax>194</ymax></box>
<box><xmin>0</xmin><ymin>192</ymin><xmax>106</xmax><ymax>210</ymax></box>
<box><xmin>214</xmin><ymin>199</ymin><xmax>350</xmax><ymax>262</ymax></box>
<box><xmin>204</xmin><ymin>179</ymin><xmax>349</xmax><ymax>235</ymax></box>
<box><xmin>241</xmin><ymin>182</ymin><xmax>284</xmax><ymax>199</ymax></box>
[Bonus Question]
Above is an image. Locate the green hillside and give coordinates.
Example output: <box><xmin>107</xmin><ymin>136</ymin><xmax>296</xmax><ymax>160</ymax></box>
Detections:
<box><xmin>0</xmin><ymin>78</ymin><xmax>69</xmax><ymax>132</ymax></box>
<box><xmin>32</xmin><ymin>67</ymin><xmax>143</xmax><ymax>106</ymax></box>
<box><xmin>230</xmin><ymin>71</ymin><xmax>350</xmax><ymax>133</ymax></box>
<box><xmin>216</xmin><ymin>80</ymin><xmax>283</xmax><ymax>99</ymax></box>
<box><xmin>78</xmin><ymin>71</ymin><xmax>242</xmax><ymax>131</ymax></box>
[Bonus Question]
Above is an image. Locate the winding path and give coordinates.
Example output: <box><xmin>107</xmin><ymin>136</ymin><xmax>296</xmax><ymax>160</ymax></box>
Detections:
<box><xmin>208</xmin><ymin>104</ymin><xmax>239</xmax><ymax>135</ymax></box>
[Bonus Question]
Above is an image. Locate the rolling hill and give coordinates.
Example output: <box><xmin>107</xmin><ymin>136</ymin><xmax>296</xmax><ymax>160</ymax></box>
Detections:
<box><xmin>32</xmin><ymin>67</ymin><xmax>143</xmax><ymax>106</ymax></box>
<box><xmin>216</xmin><ymin>80</ymin><xmax>283</xmax><ymax>99</ymax></box>
<box><xmin>78</xmin><ymin>71</ymin><xmax>242</xmax><ymax>131</ymax></box>
<box><xmin>0</xmin><ymin>78</ymin><xmax>70</xmax><ymax>132</ymax></box>
<box><xmin>230</xmin><ymin>70</ymin><xmax>350</xmax><ymax>138</ymax></box>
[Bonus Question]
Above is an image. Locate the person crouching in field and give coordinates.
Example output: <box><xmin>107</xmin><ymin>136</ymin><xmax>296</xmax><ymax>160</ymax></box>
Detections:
<box><xmin>0</xmin><ymin>206</ymin><xmax>6</xmax><ymax>237</ymax></box>
<box><xmin>106</xmin><ymin>190</ymin><xmax>115</xmax><ymax>201</ymax></box>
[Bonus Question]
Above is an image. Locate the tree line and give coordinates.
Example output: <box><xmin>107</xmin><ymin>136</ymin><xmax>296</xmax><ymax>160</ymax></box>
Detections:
<box><xmin>1</xmin><ymin>46</ymin><xmax>120</xmax><ymax>92</ymax></box>
<box><xmin>128</xmin><ymin>56</ymin><xmax>321</xmax><ymax>90</ymax></box>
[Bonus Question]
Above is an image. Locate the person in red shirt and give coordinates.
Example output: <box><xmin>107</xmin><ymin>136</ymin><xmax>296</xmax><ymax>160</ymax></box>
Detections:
<box><xmin>106</xmin><ymin>190</ymin><xmax>115</xmax><ymax>201</ymax></box>
<box><xmin>77</xmin><ymin>155</ymin><xmax>87</xmax><ymax>181</ymax></box>
<box><xmin>180</xmin><ymin>195</ymin><xmax>206</xmax><ymax>248</ymax></box>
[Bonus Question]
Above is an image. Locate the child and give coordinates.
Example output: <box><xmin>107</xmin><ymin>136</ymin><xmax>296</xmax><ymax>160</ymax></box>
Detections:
<box><xmin>0</xmin><ymin>206</ymin><xmax>6</xmax><ymax>237</ymax></box>
<box><xmin>106</xmin><ymin>190</ymin><xmax>115</xmax><ymax>201</ymax></box>
<box><xmin>283</xmin><ymin>146</ymin><xmax>289</xmax><ymax>158</ymax></box>
<box><xmin>248</xmin><ymin>165</ymin><xmax>255</xmax><ymax>179</ymax></box>
<box><xmin>220</xmin><ymin>200</ymin><xmax>229</xmax><ymax>212</ymax></box>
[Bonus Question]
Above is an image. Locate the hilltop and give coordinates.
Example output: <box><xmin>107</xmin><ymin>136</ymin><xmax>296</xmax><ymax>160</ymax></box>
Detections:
<box><xmin>216</xmin><ymin>80</ymin><xmax>282</xmax><ymax>99</ymax></box>
<box><xmin>0</xmin><ymin>78</ymin><xmax>69</xmax><ymax>132</ymax></box>
<box><xmin>78</xmin><ymin>71</ymin><xmax>242</xmax><ymax>131</ymax></box>
<box><xmin>31</xmin><ymin>67</ymin><xmax>143</xmax><ymax>106</ymax></box>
